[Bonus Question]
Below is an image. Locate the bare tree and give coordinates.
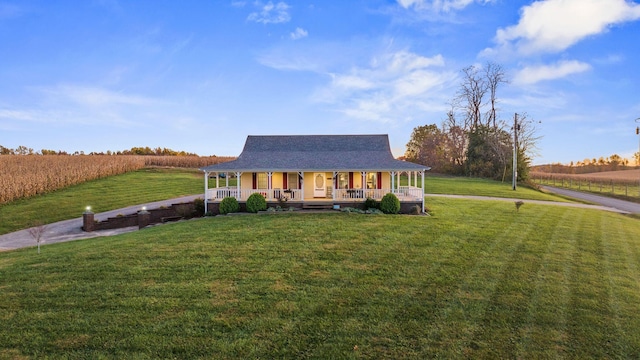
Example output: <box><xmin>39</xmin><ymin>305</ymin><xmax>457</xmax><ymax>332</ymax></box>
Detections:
<box><xmin>454</xmin><ymin>62</ymin><xmax>507</xmax><ymax>130</ymax></box>
<box><xmin>443</xmin><ymin>107</ymin><xmax>467</xmax><ymax>173</ymax></box>
<box><xmin>28</xmin><ymin>221</ymin><xmax>48</xmax><ymax>254</ymax></box>
<box><xmin>484</xmin><ymin>63</ymin><xmax>508</xmax><ymax>129</ymax></box>
<box><xmin>456</xmin><ymin>65</ymin><xmax>488</xmax><ymax>131</ymax></box>
<box><xmin>514</xmin><ymin>112</ymin><xmax>542</xmax><ymax>180</ymax></box>
<box><xmin>515</xmin><ymin>113</ymin><xmax>541</xmax><ymax>158</ymax></box>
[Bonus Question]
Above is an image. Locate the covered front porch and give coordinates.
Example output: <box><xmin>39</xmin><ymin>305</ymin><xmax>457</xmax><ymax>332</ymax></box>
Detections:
<box><xmin>203</xmin><ymin>170</ymin><xmax>425</xmax><ymax>212</ymax></box>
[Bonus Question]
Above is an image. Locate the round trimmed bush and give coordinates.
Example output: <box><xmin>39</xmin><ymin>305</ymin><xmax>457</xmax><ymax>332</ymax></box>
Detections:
<box><xmin>380</xmin><ymin>193</ymin><xmax>401</xmax><ymax>214</ymax></box>
<box><xmin>246</xmin><ymin>192</ymin><xmax>267</xmax><ymax>213</ymax></box>
<box><xmin>219</xmin><ymin>196</ymin><xmax>239</xmax><ymax>215</ymax></box>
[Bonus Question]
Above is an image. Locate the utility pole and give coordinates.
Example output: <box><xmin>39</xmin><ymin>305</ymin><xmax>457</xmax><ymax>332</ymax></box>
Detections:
<box><xmin>512</xmin><ymin>113</ymin><xmax>519</xmax><ymax>190</ymax></box>
<box><xmin>636</xmin><ymin>118</ymin><xmax>640</xmax><ymax>197</ymax></box>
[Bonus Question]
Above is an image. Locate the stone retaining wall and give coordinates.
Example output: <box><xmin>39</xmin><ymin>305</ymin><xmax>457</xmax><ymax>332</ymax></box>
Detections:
<box><xmin>82</xmin><ymin>202</ymin><xmax>197</xmax><ymax>232</ymax></box>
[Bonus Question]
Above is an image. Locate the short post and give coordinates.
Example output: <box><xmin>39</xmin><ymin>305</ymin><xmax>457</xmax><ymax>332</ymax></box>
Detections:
<box><xmin>138</xmin><ymin>207</ymin><xmax>150</xmax><ymax>229</ymax></box>
<box><xmin>82</xmin><ymin>206</ymin><xmax>95</xmax><ymax>232</ymax></box>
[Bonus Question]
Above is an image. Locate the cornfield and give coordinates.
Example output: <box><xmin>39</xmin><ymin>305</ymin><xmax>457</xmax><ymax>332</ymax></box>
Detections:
<box><xmin>143</xmin><ymin>155</ymin><xmax>235</xmax><ymax>168</ymax></box>
<box><xmin>0</xmin><ymin>155</ymin><xmax>236</xmax><ymax>204</ymax></box>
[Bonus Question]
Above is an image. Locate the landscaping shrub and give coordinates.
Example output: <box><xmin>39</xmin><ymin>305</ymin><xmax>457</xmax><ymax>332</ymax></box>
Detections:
<box><xmin>246</xmin><ymin>193</ymin><xmax>267</xmax><ymax>213</ymax></box>
<box><xmin>219</xmin><ymin>196</ymin><xmax>239</xmax><ymax>215</ymax></box>
<box><xmin>380</xmin><ymin>193</ymin><xmax>401</xmax><ymax>214</ymax></box>
<box><xmin>364</xmin><ymin>197</ymin><xmax>379</xmax><ymax>210</ymax></box>
<box><xmin>193</xmin><ymin>198</ymin><xmax>205</xmax><ymax>216</ymax></box>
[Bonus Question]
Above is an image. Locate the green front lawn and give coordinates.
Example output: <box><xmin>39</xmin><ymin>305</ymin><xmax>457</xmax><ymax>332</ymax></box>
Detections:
<box><xmin>424</xmin><ymin>175</ymin><xmax>563</xmax><ymax>201</ymax></box>
<box><xmin>1</xmin><ymin>198</ymin><xmax>639</xmax><ymax>358</ymax></box>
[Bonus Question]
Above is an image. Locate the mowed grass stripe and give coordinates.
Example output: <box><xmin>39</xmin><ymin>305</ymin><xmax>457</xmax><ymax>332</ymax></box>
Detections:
<box><xmin>517</xmin><ymin>208</ymin><xmax>576</xmax><ymax>358</ymax></box>
<box><xmin>424</xmin><ymin>200</ymin><xmax>551</xmax><ymax>357</ymax></box>
<box><xmin>567</xmin><ymin>210</ymin><xmax>624</xmax><ymax>357</ymax></box>
<box><xmin>599</xmin><ymin>214</ymin><xmax>640</xmax><ymax>356</ymax></box>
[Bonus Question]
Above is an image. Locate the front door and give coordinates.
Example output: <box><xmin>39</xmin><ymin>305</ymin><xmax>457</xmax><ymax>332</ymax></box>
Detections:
<box><xmin>314</xmin><ymin>173</ymin><xmax>326</xmax><ymax>198</ymax></box>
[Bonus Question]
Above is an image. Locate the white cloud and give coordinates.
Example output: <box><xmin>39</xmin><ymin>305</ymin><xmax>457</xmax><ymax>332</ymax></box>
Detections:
<box><xmin>514</xmin><ymin>60</ymin><xmax>591</xmax><ymax>85</ymax></box>
<box><xmin>489</xmin><ymin>0</ymin><xmax>640</xmax><ymax>55</ymax></box>
<box><xmin>593</xmin><ymin>54</ymin><xmax>624</xmax><ymax>65</ymax></box>
<box><xmin>290</xmin><ymin>27</ymin><xmax>308</xmax><ymax>40</ymax></box>
<box><xmin>0</xmin><ymin>84</ymin><xmax>163</xmax><ymax>128</ymax></box>
<box><xmin>397</xmin><ymin>0</ymin><xmax>494</xmax><ymax>12</ymax></box>
<box><xmin>314</xmin><ymin>50</ymin><xmax>455</xmax><ymax>123</ymax></box>
<box><xmin>40</xmin><ymin>84</ymin><xmax>157</xmax><ymax>107</ymax></box>
<box><xmin>0</xmin><ymin>109</ymin><xmax>35</xmax><ymax>121</ymax></box>
<box><xmin>331</xmin><ymin>75</ymin><xmax>375</xmax><ymax>90</ymax></box>
<box><xmin>247</xmin><ymin>1</ymin><xmax>291</xmax><ymax>24</ymax></box>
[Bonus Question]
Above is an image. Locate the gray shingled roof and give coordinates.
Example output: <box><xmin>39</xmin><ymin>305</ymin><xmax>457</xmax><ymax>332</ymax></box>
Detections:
<box><xmin>200</xmin><ymin>135</ymin><xmax>429</xmax><ymax>172</ymax></box>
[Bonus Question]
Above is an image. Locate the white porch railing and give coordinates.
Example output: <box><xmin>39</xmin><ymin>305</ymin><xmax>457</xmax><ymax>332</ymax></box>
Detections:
<box><xmin>206</xmin><ymin>186</ymin><xmax>423</xmax><ymax>202</ymax></box>
<box><xmin>334</xmin><ymin>187</ymin><xmax>423</xmax><ymax>201</ymax></box>
<box><xmin>396</xmin><ymin>186</ymin><xmax>424</xmax><ymax>201</ymax></box>
<box><xmin>206</xmin><ymin>187</ymin><xmax>303</xmax><ymax>201</ymax></box>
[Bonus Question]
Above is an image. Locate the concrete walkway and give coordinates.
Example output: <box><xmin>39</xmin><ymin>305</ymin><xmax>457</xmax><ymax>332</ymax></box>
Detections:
<box><xmin>2</xmin><ymin>189</ymin><xmax>638</xmax><ymax>252</ymax></box>
<box><xmin>539</xmin><ymin>186</ymin><xmax>640</xmax><ymax>214</ymax></box>
<box><xmin>0</xmin><ymin>195</ymin><xmax>201</xmax><ymax>252</ymax></box>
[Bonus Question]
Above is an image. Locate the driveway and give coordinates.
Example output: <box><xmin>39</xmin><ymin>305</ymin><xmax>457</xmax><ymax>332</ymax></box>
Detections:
<box><xmin>0</xmin><ymin>195</ymin><xmax>201</xmax><ymax>252</ymax></box>
<box><xmin>539</xmin><ymin>186</ymin><xmax>640</xmax><ymax>214</ymax></box>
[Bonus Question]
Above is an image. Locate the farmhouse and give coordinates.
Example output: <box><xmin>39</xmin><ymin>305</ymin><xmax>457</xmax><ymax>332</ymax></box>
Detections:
<box><xmin>200</xmin><ymin>134</ymin><xmax>429</xmax><ymax>214</ymax></box>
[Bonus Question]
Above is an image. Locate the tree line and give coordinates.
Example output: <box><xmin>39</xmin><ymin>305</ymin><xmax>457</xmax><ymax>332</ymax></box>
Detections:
<box><xmin>403</xmin><ymin>62</ymin><xmax>539</xmax><ymax>182</ymax></box>
<box><xmin>533</xmin><ymin>153</ymin><xmax>639</xmax><ymax>174</ymax></box>
<box><xmin>0</xmin><ymin>145</ymin><xmax>202</xmax><ymax>157</ymax></box>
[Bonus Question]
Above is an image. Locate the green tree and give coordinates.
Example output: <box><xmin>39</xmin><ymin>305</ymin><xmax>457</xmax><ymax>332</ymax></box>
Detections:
<box><xmin>405</xmin><ymin>124</ymin><xmax>447</xmax><ymax>172</ymax></box>
<box><xmin>466</xmin><ymin>125</ymin><xmax>511</xmax><ymax>180</ymax></box>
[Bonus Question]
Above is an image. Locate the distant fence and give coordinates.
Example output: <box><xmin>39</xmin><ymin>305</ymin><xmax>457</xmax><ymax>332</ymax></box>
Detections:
<box><xmin>531</xmin><ymin>172</ymin><xmax>640</xmax><ymax>198</ymax></box>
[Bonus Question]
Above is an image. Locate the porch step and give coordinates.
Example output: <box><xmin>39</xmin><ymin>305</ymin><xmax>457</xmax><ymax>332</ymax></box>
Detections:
<box><xmin>302</xmin><ymin>202</ymin><xmax>334</xmax><ymax>210</ymax></box>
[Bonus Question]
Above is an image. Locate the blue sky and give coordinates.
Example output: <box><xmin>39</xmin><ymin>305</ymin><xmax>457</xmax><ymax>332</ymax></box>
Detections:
<box><xmin>1</xmin><ymin>0</ymin><xmax>639</xmax><ymax>164</ymax></box>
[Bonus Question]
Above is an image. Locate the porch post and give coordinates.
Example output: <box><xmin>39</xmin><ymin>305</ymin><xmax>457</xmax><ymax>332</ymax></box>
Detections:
<box><xmin>332</xmin><ymin>172</ymin><xmax>338</xmax><ymax>200</ymax></box>
<box><xmin>267</xmin><ymin>172</ymin><xmax>273</xmax><ymax>200</ymax></box>
<box><xmin>298</xmin><ymin>172</ymin><xmax>304</xmax><ymax>201</ymax></box>
<box><xmin>421</xmin><ymin>170</ymin><xmax>425</xmax><ymax>213</ymax></box>
<box><xmin>216</xmin><ymin>173</ymin><xmax>219</xmax><ymax>189</ymax></box>
<box><xmin>390</xmin><ymin>171</ymin><xmax>396</xmax><ymax>193</ymax></box>
<box><xmin>361</xmin><ymin>172</ymin><xmax>366</xmax><ymax>198</ymax></box>
<box><xmin>204</xmin><ymin>171</ymin><xmax>209</xmax><ymax>214</ymax></box>
<box><xmin>236</xmin><ymin>172</ymin><xmax>242</xmax><ymax>200</ymax></box>
<box><xmin>414</xmin><ymin>171</ymin><xmax>418</xmax><ymax>188</ymax></box>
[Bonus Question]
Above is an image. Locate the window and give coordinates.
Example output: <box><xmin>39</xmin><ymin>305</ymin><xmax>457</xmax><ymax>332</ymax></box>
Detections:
<box><xmin>287</xmin><ymin>173</ymin><xmax>299</xmax><ymax>189</ymax></box>
<box><xmin>337</xmin><ymin>172</ymin><xmax>349</xmax><ymax>189</ymax></box>
<box><xmin>257</xmin><ymin>173</ymin><xmax>268</xmax><ymax>189</ymax></box>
